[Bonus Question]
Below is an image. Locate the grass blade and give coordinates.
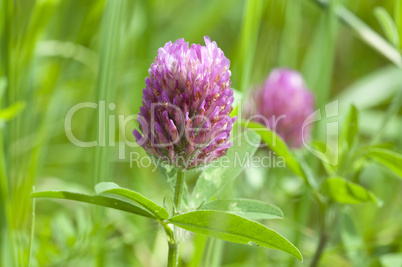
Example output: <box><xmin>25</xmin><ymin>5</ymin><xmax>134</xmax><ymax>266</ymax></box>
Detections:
<box><xmin>237</xmin><ymin>0</ymin><xmax>263</xmax><ymax>92</ymax></box>
<box><xmin>310</xmin><ymin>0</ymin><xmax>402</xmax><ymax>68</ymax></box>
<box><xmin>374</xmin><ymin>7</ymin><xmax>400</xmax><ymax>48</ymax></box>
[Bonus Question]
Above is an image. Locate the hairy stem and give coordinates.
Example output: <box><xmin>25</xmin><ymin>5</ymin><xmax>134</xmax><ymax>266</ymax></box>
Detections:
<box><xmin>167</xmin><ymin>169</ymin><xmax>185</xmax><ymax>267</ymax></box>
<box><xmin>173</xmin><ymin>169</ymin><xmax>185</xmax><ymax>215</ymax></box>
<box><xmin>167</xmin><ymin>243</ymin><xmax>179</xmax><ymax>267</ymax></box>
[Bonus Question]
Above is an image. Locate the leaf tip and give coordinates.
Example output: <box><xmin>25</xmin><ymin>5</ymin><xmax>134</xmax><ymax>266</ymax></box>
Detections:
<box><xmin>95</xmin><ymin>182</ymin><xmax>119</xmax><ymax>194</ymax></box>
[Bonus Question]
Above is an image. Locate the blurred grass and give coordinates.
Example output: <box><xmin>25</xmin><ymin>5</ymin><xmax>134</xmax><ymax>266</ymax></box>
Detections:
<box><xmin>0</xmin><ymin>0</ymin><xmax>401</xmax><ymax>266</ymax></box>
<box><xmin>92</xmin><ymin>1</ymin><xmax>125</xmax><ymax>266</ymax></box>
<box><xmin>236</xmin><ymin>0</ymin><xmax>263</xmax><ymax>92</ymax></box>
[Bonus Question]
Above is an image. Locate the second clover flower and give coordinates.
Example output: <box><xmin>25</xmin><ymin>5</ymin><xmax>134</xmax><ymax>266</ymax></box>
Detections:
<box><xmin>244</xmin><ymin>68</ymin><xmax>315</xmax><ymax>149</ymax></box>
<box><xmin>133</xmin><ymin>36</ymin><xmax>237</xmax><ymax>169</ymax></box>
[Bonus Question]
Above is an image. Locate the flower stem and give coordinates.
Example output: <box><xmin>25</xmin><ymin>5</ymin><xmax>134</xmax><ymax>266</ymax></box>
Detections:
<box><xmin>310</xmin><ymin>204</ymin><xmax>340</xmax><ymax>267</ymax></box>
<box><xmin>167</xmin><ymin>168</ymin><xmax>185</xmax><ymax>267</ymax></box>
<box><xmin>310</xmin><ymin>207</ymin><xmax>328</xmax><ymax>267</ymax></box>
<box><xmin>173</xmin><ymin>168</ymin><xmax>185</xmax><ymax>215</ymax></box>
<box><xmin>167</xmin><ymin>243</ymin><xmax>179</xmax><ymax>267</ymax></box>
<box><xmin>310</xmin><ymin>230</ymin><xmax>329</xmax><ymax>267</ymax></box>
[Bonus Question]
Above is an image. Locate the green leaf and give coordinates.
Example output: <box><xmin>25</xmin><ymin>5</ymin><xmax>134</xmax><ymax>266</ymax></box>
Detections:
<box><xmin>31</xmin><ymin>191</ymin><xmax>156</xmax><ymax>219</ymax></box>
<box><xmin>341</xmin><ymin>105</ymin><xmax>358</xmax><ymax>149</ymax></box>
<box><xmin>312</xmin><ymin>141</ymin><xmax>336</xmax><ymax>165</ymax></box>
<box><xmin>241</xmin><ymin>121</ymin><xmax>306</xmax><ymax>180</ymax></box>
<box><xmin>200</xmin><ymin>199</ymin><xmax>283</xmax><ymax>220</ymax></box>
<box><xmin>366</xmin><ymin>148</ymin><xmax>402</xmax><ymax>179</ymax></box>
<box><xmin>311</xmin><ymin>141</ymin><xmax>337</xmax><ymax>173</ymax></box>
<box><xmin>95</xmin><ymin>182</ymin><xmax>169</xmax><ymax>220</ymax></box>
<box><xmin>0</xmin><ymin>101</ymin><xmax>26</xmax><ymax>121</ymax></box>
<box><xmin>369</xmin><ymin>142</ymin><xmax>395</xmax><ymax>150</ymax></box>
<box><xmin>321</xmin><ymin>177</ymin><xmax>380</xmax><ymax>205</ymax></box>
<box><xmin>374</xmin><ymin>7</ymin><xmax>400</xmax><ymax>48</ymax></box>
<box><xmin>169</xmin><ymin>210</ymin><xmax>302</xmax><ymax>261</ymax></box>
<box><xmin>192</xmin><ymin>131</ymin><xmax>261</xmax><ymax>208</ymax></box>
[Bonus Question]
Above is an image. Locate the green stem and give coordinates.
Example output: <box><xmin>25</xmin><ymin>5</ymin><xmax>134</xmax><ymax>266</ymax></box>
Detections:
<box><xmin>310</xmin><ymin>205</ymin><xmax>328</xmax><ymax>267</ymax></box>
<box><xmin>310</xmin><ymin>230</ymin><xmax>329</xmax><ymax>267</ymax></box>
<box><xmin>173</xmin><ymin>169</ymin><xmax>185</xmax><ymax>215</ymax></box>
<box><xmin>205</xmin><ymin>238</ymin><xmax>216</xmax><ymax>266</ymax></box>
<box><xmin>167</xmin><ymin>243</ymin><xmax>179</xmax><ymax>267</ymax></box>
<box><xmin>188</xmin><ymin>235</ymin><xmax>207</xmax><ymax>267</ymax></box>
<box><xmin>211</xmin><ymin>239</ymin><xmax>223</xmax><ymax>267</ymax></box>
<box><xmin>294</xmin><ymin>151</ymin><xmax>325</xmax><ymax>209</ymax></box>
<box><xmin>167</xmin><ymin>169</ymin><xmax>185</xmax><ymax>267</ymax></box>
<box><xmin>310</xmin><ymin>204</ymin><xmax>340</xmax><ymax>267</ymax></box>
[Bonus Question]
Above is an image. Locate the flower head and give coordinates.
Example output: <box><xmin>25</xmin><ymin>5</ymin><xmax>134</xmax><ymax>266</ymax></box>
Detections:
<box><xmin>244</xmin><ymin>68</ymin><xmax>315</xmax><ymax>148</ymax></box>
<box><xmin>133</xmin><ymin>36</ymin><xmax>236</xmax><ymax>169</ymax></box>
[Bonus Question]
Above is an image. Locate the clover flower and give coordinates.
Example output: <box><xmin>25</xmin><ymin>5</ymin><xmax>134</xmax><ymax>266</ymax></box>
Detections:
<box><xmin>244</xmin><ymin>68</ymin><xmax>315</xmax><ymax>148</ymax></box>
<box><xmin>133</xmin><ymin>36</ymin><xmax>236</xmax><ymax>169</ymax></box>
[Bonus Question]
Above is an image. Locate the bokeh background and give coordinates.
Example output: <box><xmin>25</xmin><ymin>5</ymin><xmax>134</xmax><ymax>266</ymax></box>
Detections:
<box><xmin>1</xmin><ymin>0</ymin><xmax>402</xmax><ymax>266</ymax></box>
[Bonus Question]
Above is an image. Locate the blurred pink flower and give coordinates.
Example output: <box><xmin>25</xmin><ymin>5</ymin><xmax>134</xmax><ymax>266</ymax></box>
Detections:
<box><xmin>244</xmin><ymin>68</ymin><xmax>315</xmax><ymax>148</ymax></box>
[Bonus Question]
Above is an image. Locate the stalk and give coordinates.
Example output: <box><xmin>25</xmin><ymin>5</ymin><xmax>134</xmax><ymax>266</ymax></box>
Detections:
<box><xmin>167</xmin><ymin>243</ymin><xmax>179</xmax><ymax>267</ymax></box>
<box><xmin>310</xmin><ymin>203</ymin><xmax>339</xmax><ymax>266</ymax></box>
<box><xmin>173</xmin><ymin>169</ymin><xmax>185</xmax><ymax>215</ymax></box>
<box><xmin>310</xmin><ymin>231</ymin><xmax>329</xmax><ymax>267</ymax></box>
<box><xmin>167</xmin><ymin>169</ymin><xmax>185</xmax><ymax>267</ymax></box>
<box><xmin>310</xmin><ymin>209</ymin><xmax>328</xmax><ymax>267</ymax></box>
